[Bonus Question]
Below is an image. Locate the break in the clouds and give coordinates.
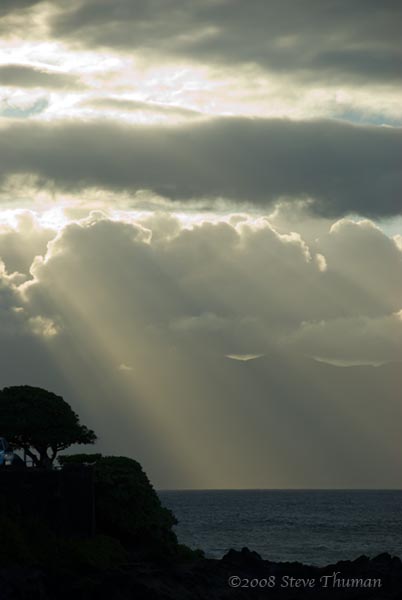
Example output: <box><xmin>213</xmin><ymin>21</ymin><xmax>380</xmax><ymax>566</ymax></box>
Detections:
<box><xmin>1</xmin><ymin>0</ymin><xmax>401</xmax><ymax>488</ymax></box>
<box><xmin>1</xmin><ymin>0</ymin><xmax>402</xmax><ymax>124</ymax></box>
<box><xmin>1</xmin><ymin>117</ymin><xmax>401</xmax><ymax>217</ymax></box>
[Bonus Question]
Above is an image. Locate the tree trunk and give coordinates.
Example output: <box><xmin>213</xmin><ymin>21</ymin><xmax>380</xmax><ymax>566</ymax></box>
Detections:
<box><xmin>23</xmin><ymin>447</ymin><xmax>40</xmax><ymax>467</ymax></box>
<box><xmin>39</xmin><ymin>451</ymin><xmax>53</xmax><ymax>470</ymax></box>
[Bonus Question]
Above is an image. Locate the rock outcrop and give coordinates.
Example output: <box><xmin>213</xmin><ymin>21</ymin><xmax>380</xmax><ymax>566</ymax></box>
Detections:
<box><xmin>1</xmin><ymin>548</ymin><xmax>401</xmax><ymax>600</ymax></box>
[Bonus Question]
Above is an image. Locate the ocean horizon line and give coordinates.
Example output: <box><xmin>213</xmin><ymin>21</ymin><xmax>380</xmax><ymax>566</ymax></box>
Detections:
<box><xmin>157</xmin><ymin>487</ymin><xmax>402</xmax><ymax>492</ymax></box>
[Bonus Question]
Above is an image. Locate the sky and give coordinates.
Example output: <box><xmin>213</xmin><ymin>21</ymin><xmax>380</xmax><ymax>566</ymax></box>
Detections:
<box><xmin>0</xmin><ymin>0</ymin><xmax>401</xmax><ymax>489</ymax></box>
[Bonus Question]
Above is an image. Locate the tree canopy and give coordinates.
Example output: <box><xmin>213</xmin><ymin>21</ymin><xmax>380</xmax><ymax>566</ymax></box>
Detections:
<box><xmin>0</xmin><ymin>386</ymin><xmax>97</xmax><ymax>468</ymax></box>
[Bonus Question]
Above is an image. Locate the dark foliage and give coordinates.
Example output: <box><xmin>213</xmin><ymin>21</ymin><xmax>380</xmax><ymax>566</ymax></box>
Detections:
<box><xmin>60</xmin><ymin>454</ymin><xmax>179</xmax><ymax>557</ymax></box>
<box><xmin>0</xmin><ymin>386</ymin><xmax>97</xmax><ymax>468</ymax></box>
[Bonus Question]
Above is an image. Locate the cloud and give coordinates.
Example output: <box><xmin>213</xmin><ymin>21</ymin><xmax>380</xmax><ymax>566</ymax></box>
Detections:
<box><xmin>83</xmin><ymin>97</ymin><xmax>202</xmax><ymax>119</ymax></box>
<box><xmin>0</xmin><ymin>211</ymin><xmax>55</xmax><ymax>275</ymax></box>
<box><xmin>0</xmin><ymin>117</ymin><xmax>401</xmax><ymax>217</ymax></box>
<box><xmin>225</xmin><ymin>354</ymin><xmax>263</xmax><ymax>361</ymax></box>
<box><xmin>0</xmin><ymin>212</ymin><xmax>398</xmax><ymax>487</ymax></box>
<box><xmin>28</xmin><ymin>315</ymin><xmax>59</xmax><ymax>337</ymax></box>
<box><xmin>1</xmin><ymin>0</ymin><xmax>401</xmax><ymax>489</ymax></box>
<box><xmin>1</xmin><ymin>1</ymin><xmax>401</xmax><ymax>126</ymax></box>
<box><xmin>0</xmin><ymin>211</ymin><xmax>400</xmax><ymax>486</ymax></box>
<box><xmin>0</xmin><ymin>64</ymin><xmax>80</xmax><ymax>89</ymax></box>
<box><xmin>0</xmin><ymin>0</ymin><xmax>42</xmax><ymax>17</ymax></box>
<box><xmin>287</xmin><ymin>312</ymin><xmax>402</xmax><ymax>366</ymax></box>
<box><xmin>21</xmin><ymin>214</ymin><xmax>402</xmax><ymax>368</ymax></box>
<box><xmin>47</xmin><ymin>0</ymin><xmax>402</xmax><ymax>86</ymax></box>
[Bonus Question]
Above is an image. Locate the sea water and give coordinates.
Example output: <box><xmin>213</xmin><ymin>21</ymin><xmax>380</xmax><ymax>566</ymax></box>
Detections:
<box><xmin>158</xmin><ymin>489</ymin><xmax>402</xmax><ymax>566</ymax></box>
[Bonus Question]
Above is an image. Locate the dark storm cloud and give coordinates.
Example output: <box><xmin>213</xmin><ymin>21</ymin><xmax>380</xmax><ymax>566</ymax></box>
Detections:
<box><xmin>312</xmin><ymin>49</ymin><xmax>402</xmax><ymax>83</ymax></box>
<box><xmin>1</xmin><ymin>117</ymin><xmax>402</xmax><ymax>217</ymax></box>
<box><xmin>0</xmin><ymin>65</ymin><xmax>80</xmax><ymax>89</ymax></box>
<box><xmin>49</xmin><ymin>0</ymin><xmax>402</xmax><ymax>84</ymax></box>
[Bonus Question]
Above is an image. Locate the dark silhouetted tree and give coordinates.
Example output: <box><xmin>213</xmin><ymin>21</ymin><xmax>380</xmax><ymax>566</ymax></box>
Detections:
<box><xmin>0</xmin><ymin>386</ymin><xmax>97</xmax><ymax>468</ymax></box>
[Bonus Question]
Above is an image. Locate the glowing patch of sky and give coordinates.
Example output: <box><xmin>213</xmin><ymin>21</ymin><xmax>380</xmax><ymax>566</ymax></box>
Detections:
<box><xmin>0</xmin><ymin>97</ymin><xmax>48</xmax><ymax>118</ymax></box>
<box><xmin>0</xmin><ymin>36</ymin><xmax>400</xmax><ymax>124</ymax></box>
<box><xmin>376</xmin><ymin>216</ymin><xmax>402</xmax><ymax>238</ymax></box>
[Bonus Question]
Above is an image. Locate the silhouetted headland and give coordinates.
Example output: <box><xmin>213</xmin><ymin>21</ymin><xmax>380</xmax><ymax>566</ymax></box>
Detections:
<box><xmin>1</xmin><ymin>457</ymin><xmax>401</xmax><ymax>599</ymax></box>
<box><xmin>0</xmin><ymin>386</ymin><xmax>400</xmax><ymax>598</ymax></box>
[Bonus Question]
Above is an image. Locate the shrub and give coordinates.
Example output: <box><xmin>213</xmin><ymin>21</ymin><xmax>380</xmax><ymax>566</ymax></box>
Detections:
<box><xmin>60</xmin><ymin>454</ymin><xmax>178</xmax><ymax>557</ymax></box>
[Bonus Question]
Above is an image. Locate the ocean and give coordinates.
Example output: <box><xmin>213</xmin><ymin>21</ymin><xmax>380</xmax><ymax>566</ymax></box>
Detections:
<box><xmin>158</xmin><ymin>489</ymin><xmax>402</xmax><ymax>566</ymax></box>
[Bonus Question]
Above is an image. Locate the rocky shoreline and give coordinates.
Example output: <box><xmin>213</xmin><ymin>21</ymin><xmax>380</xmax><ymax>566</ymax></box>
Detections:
<box><xmin>1</xmin><ymin>548</ymin><xmax>401</xmax><ymax>600</ymax></box>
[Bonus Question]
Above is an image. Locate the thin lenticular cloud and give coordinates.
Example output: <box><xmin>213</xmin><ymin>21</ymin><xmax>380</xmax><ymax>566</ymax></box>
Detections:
<box><xmin>83</xmin><ymin>97</ymin><xmax>202</xmax><ymax>118</ymax></box>
<box><xmin>225</xmin><ymin>354</ymin><xmax>264</xmax><ymax>362</ymax></box>
<box><xmin>0</xmin><ymin>64</ymin><xmax>80</xmax><ymax>89</ymax></box>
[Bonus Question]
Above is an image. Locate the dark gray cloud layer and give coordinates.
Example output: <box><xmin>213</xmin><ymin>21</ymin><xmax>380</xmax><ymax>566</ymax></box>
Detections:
<box><xmin>0</xmin><ymin>65</ymin><xmax>79</xmax><ymax>89</ymax></box>
<box><xmin>2</xmin><ymin>117</ymin><xmax>401</xmax><ymax>217</ymax></box>
<box><xmin>49</xmin><ymin>0</ymin><xmax>402</xmax><ymax>84</ymax></box>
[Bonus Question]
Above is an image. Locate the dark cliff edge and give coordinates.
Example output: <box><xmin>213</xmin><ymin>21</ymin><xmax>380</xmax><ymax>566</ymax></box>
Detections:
<box><xmin>1</xmin><ymin>460</ymin><xmax>401</xmax><ymax>599</ymax></box>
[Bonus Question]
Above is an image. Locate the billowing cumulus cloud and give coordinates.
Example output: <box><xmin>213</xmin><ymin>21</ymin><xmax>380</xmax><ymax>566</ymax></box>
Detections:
<box><xmin>0</xmin><ymin>212</ymin><xmax>399</xmax><ymax>487</ymax></box>
<box><xmin>0</xmin><ymin>211</ymin><xmax>55</xmax><ymax>274</ymax></box>
<box><xmin>4</xmin><ymin>211</ymin><xmax>399</xmax><ymax>367</ymax></box>
<box><xmin>1</xmin><ymin>118</ymin><xmax>401</xmax><ymax>217</ymax></box>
